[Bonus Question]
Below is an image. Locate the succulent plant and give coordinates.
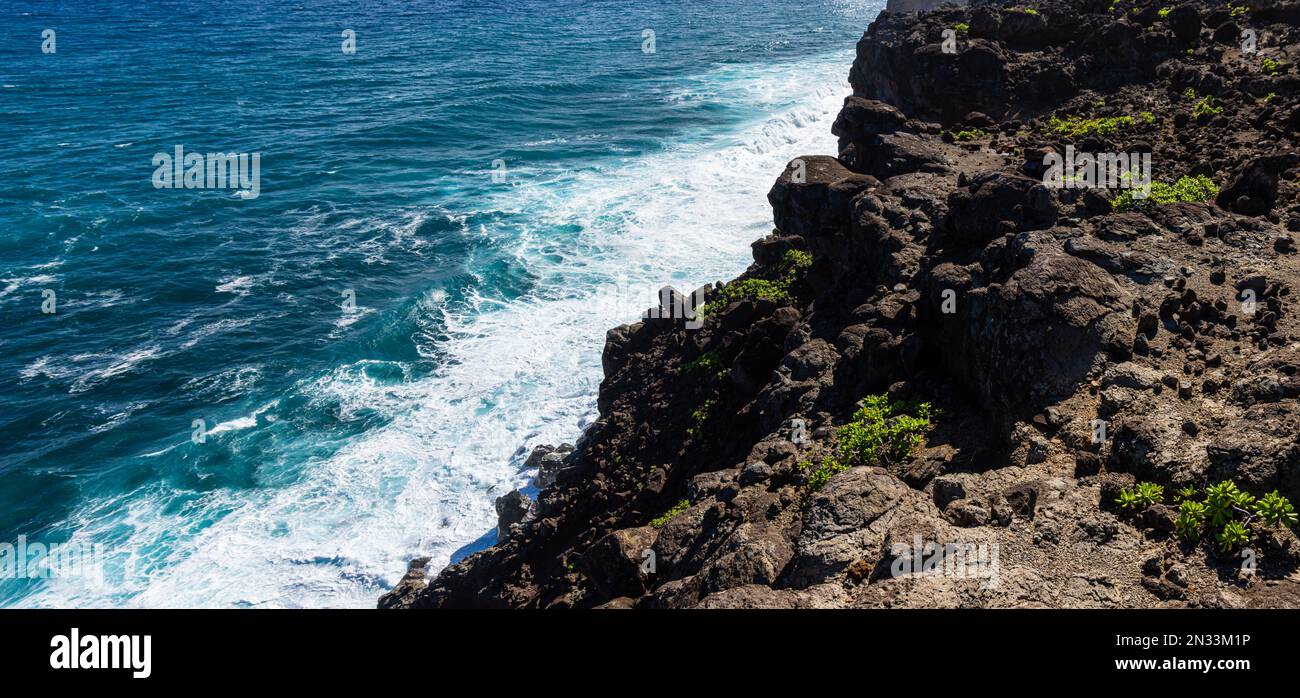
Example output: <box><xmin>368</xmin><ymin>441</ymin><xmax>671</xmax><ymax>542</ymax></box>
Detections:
<box><xmin>1216</xmin><ymin>520</ymin><xmax>1250</xmax><ymax>553</ymax></box>
<box><xmin>1176</xmin><ymin>500</ymin><xmax>1207</xmax><ymax>541</ymax></box>
<box><xmin>1253</xmin><ymin>490</ymin><xmax>1299</xmax><ymax>529</ymax></box>
<box><xmin>1135</xmin><ymin>482</ymin><xmax>1164</xmax><ymax>507</ymax></box>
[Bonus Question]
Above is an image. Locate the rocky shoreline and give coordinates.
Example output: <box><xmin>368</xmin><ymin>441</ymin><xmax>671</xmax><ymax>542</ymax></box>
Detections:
<box><xmin>381</xmin><ymin>0</ymin><xmax>1300</xmax><ymax>609</ymax></box>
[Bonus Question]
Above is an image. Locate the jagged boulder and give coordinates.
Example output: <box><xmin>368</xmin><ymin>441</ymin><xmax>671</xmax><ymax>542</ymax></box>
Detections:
<box><xmin>581</xmin><ymin>527</ymin><xmax>658</xmax><ymax>599</ymax></box>
<box><xmin>768</xmin><ymin>156</ymin><xmax>879</xmax><ymax>236</ymax></box>
<box><xmin>494</xmin><ymin>490</ymin><xmax>531</xmax><ymax>541</ymax></box>
<box><xmin>787</xmin><ymin>467</ymin><xmax>945</xmax><ymax>587</ymax></box>
<box><xmin>960</xmin><ymin>241</ymin><xmax>1135</xmax><ymax>421</ymax></box>
<box><xmin>1215</xmin><ymin>153</ymin><xmax>1299</xmax><ymax>216</ymax></box>
<box><xmin>1168</xmin><ymin>5</ymin><xmax>1202</xmax><ymax>43</ymax></box>
<box><xmin>946</xmin><ymin>172</ymin><xmax>1058</xmax><ymax>245</ymax></box>
<box><xmin>842</xmin><ymin>131</ymin><xmax>953</xmax><ymax>179</ymax></box>
<box><xmin>697</xmin><ymin>523</ymin><xmax>795</xmax><ymax>596</ymax></box>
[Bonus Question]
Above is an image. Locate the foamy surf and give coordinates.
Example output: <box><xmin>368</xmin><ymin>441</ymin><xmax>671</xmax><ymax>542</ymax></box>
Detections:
<box><xmin>19</xmin><ymin>52</ymin><xmax>852</xmax><ymax>608</ymax></box>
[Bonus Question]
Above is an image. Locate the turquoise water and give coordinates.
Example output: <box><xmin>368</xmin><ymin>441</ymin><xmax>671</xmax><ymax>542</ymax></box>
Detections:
<box><xmin>0</xmin><ymin>0</ymin><xmax>879</xmax><ymax>607</ymax></box>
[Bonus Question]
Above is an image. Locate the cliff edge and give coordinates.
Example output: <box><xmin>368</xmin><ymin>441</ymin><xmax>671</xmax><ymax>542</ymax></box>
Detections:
<box><xmin>383</xmin><ymin>0</ymin><xmax>1300</xmax><ymax>609</ymax></box>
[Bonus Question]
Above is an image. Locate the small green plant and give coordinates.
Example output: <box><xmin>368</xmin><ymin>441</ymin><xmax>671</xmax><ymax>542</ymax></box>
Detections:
<box><xmin>1136</xmin><ymin>482</ymin><xmax>1164</xmax><ymax>506</ymax></box>
<box><xmin>783</xmin><ymin>249</ymin><xmax>812</xmax><ymax>271</ymax></box>
<box><xmin>1228</xmin><ymin>2</ymin><xmax>1249</xmax><ymax>19</ymax></box>
<box><xmin>1015</xmin><ymin>7</ymin><xmax>1039</xmax><ymax>14</ymax></box>
<box><xmin>1263</xmin><ymin>92</ymin><xmax>1277</xmax><ymax>104</ymax></box>
<box><xmin>1176</xmin><ymin>500</ymin><xmax>1208</xmax><ymax>540</ymax></box>
<box><xmin>1216</xmin><ymin>519</ymin><xmax>1250</xmax><ymax>552</ymax></box>
<box><xmin>650</xmin><ymin>499</ymin><xmax>691</xmax><ymax>528</ymax></box>
<box><xmin>1112</xmin><ymin>174</ymin><xmax>1220</xmax><ymax>212</ymax></box>
<box><xmin>1145</xmin><ymin>479</ymin><xmax>1298</xmax><ymax>552</ymax></box>
<box><xmin>803</xmin><ymin>395</ymin><xmax>934</xmax><ymax>494</ymax></box>
<box><xmin>1204</xmin><ymin>480</ymin><xmax>1251</xmax><ymax>527</ymax></box>
<box><xmin>702</xmin><ymin>249</ymin><xmax>810</xmax><ymax>316</ymax></box>
<box><xmin>1046</xmin><ymin>113</ymin><xmax>1137</xmax><ymax>139</ymax></box>
<box><xmin>686</xmin><ymin>398</ymin><xmax>716</xmax><ymax>438</ymax></box>
<box><xmin>679</xmin><ymin>350</ymin><xmax>725</xmax><ymax>382</ymax></box>
<box><xmin>1183</xmin><ymin>87</ymin><xmax>1223</xmax><ymax>118</ymax></box>
<box><xmin>1261</xmin><ymin>57</ymin><xmax>1280</xmax><ymax>75</ymax></box>
<box><xmin>1116</xmin><ymin>488</ymin><xmax>1142</xmax><ymax>511</ymax></box>
<box><xmin>943</xmin><ymin>128</ymin><xmax>988</xmax><ymax>141</ymax></box>
<box><xmin>1158</xmin><ymin>6</ymin><xmax>1172</xmax><ymax>17</ymax></box>
<box><xmin>1140</xmin><ymin>111</ymin><xmax>1156</xmax><ymax>124</ymax></box>
<box><xmin>1253</xmin><ymin>490</ymin><xmax>1299</xmax><ymax>528</ymax></box>
<box><xmin>806</xmin><ymin>459</ymin><xmax>850</xmax><ymax>493</ymax></box>
<box><xmin>953</xmin><ymin>22</ymin><xmax>970</xmax><ymax>35</ymax></box>
<box><xmin>1116</xmin><ymin>482</ymin><xmax>1165</xmax><ymax>510</ymax></box>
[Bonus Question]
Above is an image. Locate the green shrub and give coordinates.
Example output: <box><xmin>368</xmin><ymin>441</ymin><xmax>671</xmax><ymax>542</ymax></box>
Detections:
<box><xmin>1217</xmin><ymin>519</ymin><xmax>1250</xmax><ymax>552</ymax></box>
<box><xmin>707</xmin><ymin>277</ymin><xmax>789</xmax><ymax>309</ymax></box>
<box><xmin>953</xmin><ymin>22</ymin><xmax>970</xmax><ymax>35</ymax></box>
<box><xmin>686</xmin><ymin>398</ymin><xmax>716</xmax><ymax>439</ymax></box>
<box><xmin>650</xmin><ymin>499</ymin><xmax>691</xmax><ymax>528</ymax></box>
<box><xmin>782</xmin><ymin>249</ymin><xmax>812</xmax><ymax>271</ymax></box>
<box><xmin>1262</xmin><ymin>57</ymin><xmax>1280</xmax><ymax>75</ymax></box>
<box><xmin>702</xmin><ymin>249</ymin><xmax>811</xmax><ymax>316</ymax></box>
<box><xmin>803</xmin><ymin>395</ymin><xmax>934</xmax><ymax>494</ymax></box>
<box><xmin>1205</xmin><ymin>480</ymin><xmax>1251</xmax><ymax>528</ymax></box>
<box><xmin>1183</xmin><ymin>87</ymin><xmax>1223</xmax><ymax>117</ymax></box>
<box><xmin>1176</xmin><ymin>500</ymin><xmax>1208</xmax><ymax>540</ymax></box>
<box><xmin>679</xmin><ymin>350</ymin><xmax>725</xmax><ymax>381</ymax></box>
<box><xmin>1116</xmin><ymin>488</ymin><xmax>1142</xmax><ymax>511</ymax></box>
<box><xmin>1112</xmin><ymin>174</ymin><xmax>1220</xmax><ymax>212</ymax></box>
<box><xmin>1046</xmin><ymin>114</ymin><xmax>1137</xmax><ymax>139</ymax></box>
<box><xmin>1253</xmin><ymin>490</ymin><xmax>1299</xmax><ymax>528</ymax></box>
<box><xmin>1158</xmin><ymin>6</ymin><xmax>1172</xmax><ymax>17</ymax></box>
<box><xmin>949</xmin><ymin>128</ymin><xmax>988</xmax><ymax>141</ymax></box>
<box><xmin>1115</xmin><ymin>482</ymin><xmax>1163</xmax><ymax>510</ymax></box>
<box><xmin>1174</xmin><ymin>485</ymin><xmax>1198</xmax><ymax>503</ymax></box>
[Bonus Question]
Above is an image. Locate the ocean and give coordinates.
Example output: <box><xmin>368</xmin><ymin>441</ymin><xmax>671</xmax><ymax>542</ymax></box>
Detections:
<box><xmin>0</xmin><ymin>0</ymin><xmax>882</xmax><ymax>607</ymax></box>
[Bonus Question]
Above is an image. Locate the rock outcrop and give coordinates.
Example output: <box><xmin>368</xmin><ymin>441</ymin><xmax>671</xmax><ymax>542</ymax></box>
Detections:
<box><xmin>381</xmin><ymin>0</ymin><xmax>1300</xmax><ymax>609</ymax></box>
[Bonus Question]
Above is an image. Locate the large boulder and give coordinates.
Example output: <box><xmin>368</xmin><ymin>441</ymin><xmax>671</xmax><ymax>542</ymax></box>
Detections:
<box><xmin>1215</xmin><ymin>153</ymin><xmax>1299</xmax><ymax>216</ymax></box>
<box><xmin>581</xmin><ymin>526</ymin><xmax>659</xmax><ymax>599</ymax></box>
<box><xmin>946</xmin><ymin>172</ymin><xmax>1058</xmax><ymax>245</ymax></box>
<box><xmin>786</xmin><ymin>467</ymin><xmax>946</xmax><ymax>587</ymax></box>
<box><xmin>494</xmin><ymin>490</ymin><xmax>532</xmax><ymax>541</ymax></box>
<box><xmin>959</xmin><ymin>240</ymin><xmax>1135</xmax><ymax>421</ymax></box>
<box><xmin>768</xmin><ymin>156</ymin><xmax>880</xmax><ymax>237</ymax></box>
<box><xmin>697</xmin><ymin>523</ymin><xmax>796</xmax><ymax>595</ymax></box>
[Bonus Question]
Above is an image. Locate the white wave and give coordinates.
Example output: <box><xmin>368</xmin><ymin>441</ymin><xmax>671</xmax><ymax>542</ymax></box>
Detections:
<box><xmin>208</xmin><ymin>401</ymin><xmax>279</xmax><ymax>436</ymax></box>
<box><xmin>23</xmin><ymin>51</ymin><xmax>853</xmax><ymax>608</ymax></box>
<box><xmin>0</xmin><ymin>273</ymin><xmax>57</xmax><ymax>299</ymax></box>
<box><xmin>215</xmin><ymin>275</ymin><xmax>257</xmax><ymax>296</ymax></box>
<box><xmin>69</xmin><ymin>346</ymin><xmax>164</xmax><ymax>393</ymax></box>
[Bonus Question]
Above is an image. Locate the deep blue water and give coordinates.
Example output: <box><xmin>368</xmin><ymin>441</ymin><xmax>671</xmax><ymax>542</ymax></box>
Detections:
<box><xmin>0</xmin><ymin>0</ymin><xmax>880</xmax><ymax>607</ymax></box>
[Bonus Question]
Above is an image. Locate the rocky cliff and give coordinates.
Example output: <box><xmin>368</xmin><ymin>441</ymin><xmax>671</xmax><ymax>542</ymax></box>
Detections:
<box><xmin>382</xmin><ymin>0</ymin><xmax>1300</xmax><ymax>609</ymax></box>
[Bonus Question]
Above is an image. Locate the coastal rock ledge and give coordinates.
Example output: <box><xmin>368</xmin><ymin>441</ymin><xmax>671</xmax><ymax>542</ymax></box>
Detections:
<box><xmin>382</xmin><ymin>0</ymin><xmax>1300</xmax><ymax>609</ymax></box>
